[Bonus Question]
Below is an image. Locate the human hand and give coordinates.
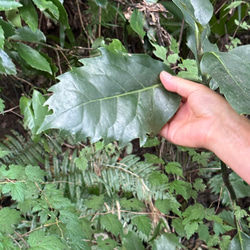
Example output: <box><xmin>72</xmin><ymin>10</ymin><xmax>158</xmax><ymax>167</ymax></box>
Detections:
<box><xmin>159</xmin><ymin>71</ymin><xmax>236</xmax><ymax>150</ymax></box>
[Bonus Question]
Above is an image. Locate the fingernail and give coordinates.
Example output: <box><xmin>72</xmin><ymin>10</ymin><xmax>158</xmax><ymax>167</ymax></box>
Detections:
<box><xmin>161</xmin><ymin>71</ymin><xmax>173</xmax><ymax>79</ymax></box>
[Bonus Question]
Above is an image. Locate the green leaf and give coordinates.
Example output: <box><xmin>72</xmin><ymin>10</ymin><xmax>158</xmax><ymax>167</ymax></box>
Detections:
<box><xmin>59</xmin><ymin>210</ymin><xmax>90</xmax><ymax>242</ymax></box>
<box><xmin>155</xmin><ymin>197</ymin><xmax>181</xmax><ymax>217</ymax></box>
<box><xmin>193</xmin><ymin>178</ymin><xmax>206</xmax><ymax>192</ymax></box>
<box><xmin>38</xmin><ymin>48</ymin><xmax>180</xmax><ymax>146</ymax></box>
<box><xmin>85</xmin><ymin>194</ymin><xmax>105</xmax><ymax>210</ymax></box>
<box><xmin>50</xmin><ymin>0</ymin><xmax>70</xmax><ymax>28</ymax></box>
<box><xmin>104</xmin><ymin>38</ymin><xmax>127</xmax><ymax>53</ymax></box>
<box><xmin>19</xmin><ymin>0</ymin><xmax>38</xmax><ymax>31</ymax></box>
<box><xmin>169</xmin><ymin>180</ymin><xmax>193</xmax><ymax>201</ymax></box>
<box><xmin>152</xmin><ymin>233</ymin><xmax>183</xmax><ymax>250</ymax></box>
<box><xmin>5</xmin><ymin>164</ymin><xmax>26</xmax><ymax>179</ymax></box>
<box><xmin>198</xmin><ymin>224</ymin><xmax>209</xmax><ymax>242</ymax></box>
<box><xmin>165</xmin><ymin>162</ymin><xmax>184</xmax><ymax>178</ymax></box>
<box><xmin>32</xmin><ymin>0</ymin><xmax>59</xmax><ymax>20</ymax></box>
<box><xmin>5</xmin><ymin>8</ymin><xmax>22</xmax><ymax>28</ymax></box>
<box><xmin>177</xmin><ymin>59</ymin><xmax>199</xmax><ymax>81</ymax></box>
<box><xmin>15</xmin><ymin>43</ymin><xmax>52</xmax><ymax>74</ymax></box>
<box><xmin>122</xmin><ymin>231</ymin><xmax>145</xmax><ymax>250</ymax></box>
<box><xmin>0</xmin><ymin>149</ymin><xmax>9</xmax><ymax>158</ymax></box>
<box><xmin>44</xmin><ymin>184</ymin><xmax>72</xmax><ymax>210</ymax></box>
<box><xmin>213</xmin><ymin>221</ymin><xmax>234</xmax><ymax>235</ymax></box>
<box><xmin>209</xmin><ymin>172</ymin><xmax>250</xmax><ymax>206</ymax></box>
<box><xmin>130</xmin><ymin>9</ymin><xmax>146</xmax><ymax>38</ymax></box>
<box><xmin>0</xmin><ymin>0</ymin><xmax>22</xmax><ymax>11</ymax></box>
<box><xmin>220</xmin><ymin>235</ymin><xmax>232</xmax><ymax>250</ymax></box>
<box><xmin>100</xmin><ymin>214</ymin><xmax>123</xmax><ymax>237</ymax></box>
<box><xmin>0</xmin><ymin>232</ymin><xmax>17</xmax><ymax>249</ymax></box>
<box><xmin>97</xmin><ymin>237</ymin><xmax>118</xmax><ymax>250</ymax></box>
<box><xmin>131</xmin><ymin>215</ymin><xmax>152</xmax><ymax>237</ymax></box>
<box><xmin>189</xmin><ymin>0</ymin><xmax>213</xmax><ymax>26</ymax></box>
<box><xmin>0</xmin><ymin>207</ymin><xmax>21</xmax><ymax>234</ymax></box>
<box><xmin>0</xmin><ymin>97</ymin><xmax>5</xmax><ymax>113</ymax></box>
<box><xmin>184</xmin><ymin>221</ymin><xmax>199</xmax><ymax>240</ymax></box>
<box><xmin>172</xmin><ymin>0</ymin><xmax>213</xmax><ymax>29</ymax></box>
<box><xmin>0</xmin><ymin>18</ymin><xmax>15</xmax><ymax>38</ymax></box>
<box><xmin>225</xmin><ymin>1</ymin><xmax>247</xmax><ymax>10</ymax></box>
<box><xmin>10</xmin><ymin>26</ymin><xmax>46</xmax><ymax>43</ymax></box>
<box><xmin>228</xmin><ymin>232</ymin><xmax>250</xmax><ymax>250</ymax></box>
<box><xmin>25</xmin><ymin>165</ymin><xmax>46</xmax><ymax>182</ymax></box>
<box><xmin>230</xmin><ymin>44</ymin><xmax>250</xmax><ymax>64</ymax></box>
<box><xmin>0</xmin><ymin>25</ymin><xmax>4</xmax><ymax>49</ymax></box>
<box><xmin>2</xmin><ymin>181</ymin><xmax>26</xmax><ymax>202</ymax></box>
<box><xmin>74</xmin><ymin>155</ymin><xmax>88</xmax><ymax>171</ymax></box>
<box><xmin>28</xmin><ymin>231</ymin><xmax>66</xmax><ymax>250</ymax></box>
<box><xmin>120</xmin><ymin>198</ymin><xmax>145</xmax><ymax>211</ymax></box>
<box><xmin>182</xmin><ymin>203</ymin><xmax>205</xmax><ymax>223</ymax></box>
<box><xmin>148</xmin><ymin>171</ymin><xmax>169</xmax><ymax>187</ymax></box>
<box><xmin>201</xmin><ymin>50</ymin><xmax>250</xmax><ymax>114</ymax></box>
<box><xmin>20</xmin><ymin>90</ymin><xmax>49</xmax><ymax>141</ymax></box>
<box><xmin>0</xmin><ymin>49</ymin><xmax>16</xmax><ymax>75</ymax></box>
<box><xmin>144</xmin><ymin>153</ymin><xmax>164</xmax><ymax>164</ymax></box>
<box><xmin>172</xmin><ymin>218</ymin><xmax>185</xmax><ymax>236</ymax></box>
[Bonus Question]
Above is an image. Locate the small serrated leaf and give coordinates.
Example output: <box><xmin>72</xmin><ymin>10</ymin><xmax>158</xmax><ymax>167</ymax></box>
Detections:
<box><xmin>100</xmin><ymin>214</ymin><xmax>122</xmax><ymax>237</ymax></box>
<box><xmin>122</xmin><ymin>231</ymin><xmax>145</xmax><ymax>250</ymax></box>
<box><xmin>165</xmin><ymin>162</ymin><xmax>184</xmax><ymax>178</ymax></box>
<box><xmin>5</xmin><ymin>165</ymin><xmax>26</xmax><ymax>179</ymax></box>
<box><xmin>120</xmin><ymin>198</ymin><xmax>145</xmax><ymax>211</ymax></box>
<box><xmin>152</xmin><ymin>233</ymin><xmax>183</xmax><ymax>250</ymax></box>
<box><xmin>182</xmin><ymin>203</ymin><xmax>205</xmax><ymax>223</ymax></box>
<box><xmin>28</xmin><ymin>231</ymin><xmax>65</xmax><ymax>250</ymax></box>
<box><xmin>131</xmin><ymin>215</ymin><xmax>152</xmax><ymax>237</ymax></box>
<box><xmin>184</xmin><ymin>221</ymin><xmax>199</xmax><ymax>240</ymax></box>
<box><xmin>0</xmin><ymin>207</ymin><xmax>21</xmax><ymax>234</ymax></box>
<box><xmin>20</xmin><ymin>90</ymin><xmax>49</xmax><ymax>141</ymax></box>
<box><xmin>130</xmin><ymin>9</ymin><xmax>146</xmax><ymax>38</ymax></box>
<box><xmin>25</xmin><ymin>165</ymin><xmax>46</xmax><ymax>182</ymax></box>
<box><xmin>74</xmin><ymin>155</ymin><xmax>88</xmax><ymax>171</ymax></box>
<box><xmin>85</xmin><ymin>194</ymin><xmax>105</xmax><ymax>210</ymax></box>
<box><xmin>2</xmin><ymin>182</ymin><xmax>26</xmax><ymax>202</ymax></box>
<box><xmin>155</xmin><ymin>197</ymin><xmax>181</xmax><ymax>217</ymax></box>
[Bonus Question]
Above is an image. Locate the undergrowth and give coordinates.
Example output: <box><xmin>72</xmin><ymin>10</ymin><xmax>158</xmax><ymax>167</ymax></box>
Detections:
<box><xmin>0</xmin><ymin>0</ymin><xmax>250</xmax><ymax>249</ymax></box>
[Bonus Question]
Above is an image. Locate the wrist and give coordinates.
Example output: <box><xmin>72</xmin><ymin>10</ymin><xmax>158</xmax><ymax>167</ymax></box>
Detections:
<box><xmin>205</xmin><ymin>102</ymin><xmax>246</xmax><ymax>152</ymax></box>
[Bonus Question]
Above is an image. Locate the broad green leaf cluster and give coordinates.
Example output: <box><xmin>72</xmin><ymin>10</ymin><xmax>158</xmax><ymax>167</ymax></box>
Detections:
<box><xmin>0</xmin><ymin>0</ymin><xmax>249</xmax><ymax>249</ymax></box>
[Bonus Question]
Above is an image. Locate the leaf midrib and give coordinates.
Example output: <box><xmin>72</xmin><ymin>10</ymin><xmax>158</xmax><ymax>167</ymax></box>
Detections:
<box><xmin>50</xmin><ymin>83</ymin><xmax>162</xmax><ymax>116</ymax></box>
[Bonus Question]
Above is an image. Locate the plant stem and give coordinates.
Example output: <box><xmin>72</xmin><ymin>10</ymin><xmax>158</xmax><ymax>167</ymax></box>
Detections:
<box><xmin>221</xmin><ymin>160</ymin><xmax>240</xmax><ymax>230</ymax></box>
<box><xmin>220</xmin><ymin>160</ymin><xmax>237</xmax><ymax>202</ymax></box>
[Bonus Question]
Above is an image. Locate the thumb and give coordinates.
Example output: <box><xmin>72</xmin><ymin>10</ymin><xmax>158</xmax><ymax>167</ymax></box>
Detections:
<box><xmin>160</xmin><ymin>71</ymin><xmax>200</xmax><ymax>98</ymax></box>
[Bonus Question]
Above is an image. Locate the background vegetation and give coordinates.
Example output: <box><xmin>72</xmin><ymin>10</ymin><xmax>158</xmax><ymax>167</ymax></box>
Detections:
<box><xmin>0</xmin><ymin>0</ymin><xmax>250</xmax><ymax>249</ymax></box>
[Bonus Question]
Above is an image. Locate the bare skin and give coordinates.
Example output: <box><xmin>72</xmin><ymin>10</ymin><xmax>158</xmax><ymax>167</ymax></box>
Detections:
<box><xmin>160</xmin><ymin>71</ymin><xmax>250</xmax><ymax>184</ymax></box>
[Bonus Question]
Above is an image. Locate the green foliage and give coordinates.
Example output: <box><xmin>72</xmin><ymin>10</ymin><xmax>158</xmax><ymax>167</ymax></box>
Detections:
<box><xmin>201</xmin><ymin>48</ymin><xmax>250</xmax><ymax>114</ymax></box>
<box><xmin>38</xmin><ymin>48</ymin><xmax>180</xmax><ymax>146</ymax></box>
<box><xmin>0</xmin><ymin>0</ymin><xmax>249</xmax><ymax>249</ymax></box>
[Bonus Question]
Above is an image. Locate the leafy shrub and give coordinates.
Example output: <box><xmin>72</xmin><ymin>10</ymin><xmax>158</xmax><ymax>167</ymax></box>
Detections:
<box><xmin>0</xmin><ymin>0</ymin><xmax>250</xmax><ymax>249</ymax></box>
